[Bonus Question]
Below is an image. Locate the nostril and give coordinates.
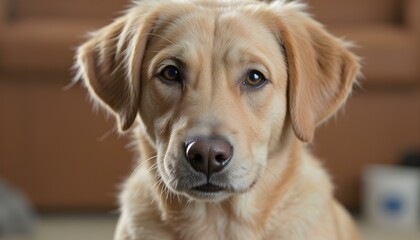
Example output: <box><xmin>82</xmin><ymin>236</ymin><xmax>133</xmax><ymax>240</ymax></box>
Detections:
<box><xmin>209</xmin><ymin>139</ymin><xmax>233</xmax><ymax>173</ymax></box>
<box><xmin>215</xmin><ymin>154</ymin><xmax>224</xmax><ymax>162</ymax></box>
<box><xmin>185</xmin><ymin>140</ymin><xmax>209</xmax><ymax>174</ymax></box>
<box><xmin>215</xmin><ymin>152</ymin><xmax>230</xmax><ymax>163</ymax></box>
<box><xmin>192</xmin><ymin>154</ymin><xmax>203</xmax><ymax>162</ymax></box>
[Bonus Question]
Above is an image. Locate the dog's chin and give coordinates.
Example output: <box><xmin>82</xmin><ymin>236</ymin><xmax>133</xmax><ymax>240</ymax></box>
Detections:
<box><xmin>183</xmin><ymin>187</ymin><xmax>233</xmax><ymax>202</ymax></box>
<box><xmin>165</xmin><ymin>181</ymin><xmax>257</xmax><ymax>203</ymax></box>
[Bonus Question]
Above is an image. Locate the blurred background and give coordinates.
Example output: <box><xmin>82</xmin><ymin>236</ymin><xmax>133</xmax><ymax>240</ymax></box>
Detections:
<box><xmin>0</xmin><ymin>0</ymin><xmax>419</xmax><ymax>239</ymax></box>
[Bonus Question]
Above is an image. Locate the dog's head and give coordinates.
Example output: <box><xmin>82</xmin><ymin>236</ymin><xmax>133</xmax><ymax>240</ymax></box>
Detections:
<box><xmin>75</xmin><ymin>0</ymin><xmax>360</xmax><ymax>201</ymax></box>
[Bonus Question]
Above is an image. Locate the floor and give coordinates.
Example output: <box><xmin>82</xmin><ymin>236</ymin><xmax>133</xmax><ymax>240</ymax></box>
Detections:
<box><xmin>1</xmin><ymin>215</ymin><xmax>419</xmax><ymax>240</ymax></box>
<box><xmin>0</xmin><ymin>215</ymin><xmax>116</xmax><ymax>240</ymax></box>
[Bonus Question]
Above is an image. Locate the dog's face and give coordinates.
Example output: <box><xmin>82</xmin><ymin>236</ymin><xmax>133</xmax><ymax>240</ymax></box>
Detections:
<box><xmin>75</xmin><ymin>0</ymin><xmax>360</xmax><ymax>201</ymax></box>
<box><xmin>139</xmin><ymin>7</ymin><xmax>288</xmax><ymax>200</ymax></box>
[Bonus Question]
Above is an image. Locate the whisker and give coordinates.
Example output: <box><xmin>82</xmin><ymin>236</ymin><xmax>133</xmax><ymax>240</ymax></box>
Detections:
<box><xmin>130</xmin><ymin>155</ymin><xmax>158</xmax><ymax>177</ymax></box>
<box><xmin>259</xmin><ymin>177</ymin><xmax>269</xmax><ymax>194</ymax></box>
<box><xmin>257</xmin><ymin>162</ymin><xmax>278</xmax><ymax>179</ymax></box>
<box><xmin>145</xmin><ymin>162</ymin><xmax>159</xmax><ymax>175</ymax></box>
<box><xmin>193</xmin><ymin>200</ymin><xmax>198</xmax><ymax>217</ymax></box>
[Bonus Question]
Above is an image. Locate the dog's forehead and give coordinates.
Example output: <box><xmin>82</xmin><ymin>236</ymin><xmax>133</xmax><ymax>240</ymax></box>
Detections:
<box><xmin>150</xmin><ymin>3</ymin><xmax>280</xmax><ymax>65</ymax></box>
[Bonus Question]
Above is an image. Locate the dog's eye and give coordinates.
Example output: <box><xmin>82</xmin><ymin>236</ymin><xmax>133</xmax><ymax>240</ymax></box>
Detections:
<box><xmin>243</xmin><ymin>70</ymin><xmax>267</xmax><ymax>88</ymax></box>
<box><xmin>159</xmin><ymin>65</ymin><xmax>181</xmax><ymax>82</ymax></box>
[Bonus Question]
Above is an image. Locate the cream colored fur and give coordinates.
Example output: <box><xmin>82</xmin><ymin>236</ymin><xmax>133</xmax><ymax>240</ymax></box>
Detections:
<box><xmin>75</xmin><ymin>0</ymin><xmax>361</xmax><ymax>239</ymax></box>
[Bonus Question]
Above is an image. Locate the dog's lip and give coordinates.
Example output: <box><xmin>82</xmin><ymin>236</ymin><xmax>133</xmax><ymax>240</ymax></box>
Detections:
<box><xmin>192</xmin><ymin>183</ymin><xmax>225</xmax><ymax>193</ymax></box>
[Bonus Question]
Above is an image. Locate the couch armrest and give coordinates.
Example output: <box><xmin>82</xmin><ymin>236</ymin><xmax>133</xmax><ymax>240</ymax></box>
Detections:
<box><xmin>405</xmin><ymin>0</ymin><xmax>420</xmax><ymax>33</ymax></box>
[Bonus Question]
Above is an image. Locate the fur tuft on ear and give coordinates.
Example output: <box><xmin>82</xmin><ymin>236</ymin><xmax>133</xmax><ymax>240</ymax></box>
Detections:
<box><xmin>269</xmin><ymin>2</ymin><xmax>361</xmax><ymax>142</ymax></box>
<box><xmin>74</xmin><ymin>3</ymin><xmax>159</xmax><ymax>132</ymax></box>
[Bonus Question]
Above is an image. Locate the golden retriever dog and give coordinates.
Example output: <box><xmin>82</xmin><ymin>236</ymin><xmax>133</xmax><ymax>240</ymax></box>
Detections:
<box><xmin>75</xmin><ymin>0</ymin><xmax>361</xmax><ymax>239</ymax></box>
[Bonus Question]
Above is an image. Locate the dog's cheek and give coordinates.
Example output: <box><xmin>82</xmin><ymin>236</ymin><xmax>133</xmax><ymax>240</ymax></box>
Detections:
<box><xmin>141</xmin><ymin>79</ymin><xmax>189</xmax><ymax>163</ymax></box>
<box><xmin>264</xmin><ymin>92</ymin><xmax>289</xmax><ymax>154</ymax></box>
<box><xmin>244</xmin><ymin>88</ymin><xmax>278</xmax><ymax>139</ymax></box>
<box><xmin>244</xmin><ymin>86</ymin><xmax>288</xmax><ymax>161</ymax></box>
<box><xmin>139</xmin><ymin>78</ymin><xmax>182</xmax><ymax>140</ymax></box>
<box><xmin>154</xmin><ymin>107</ymin><xmax>188</xmax><ymax>147</ymax></box>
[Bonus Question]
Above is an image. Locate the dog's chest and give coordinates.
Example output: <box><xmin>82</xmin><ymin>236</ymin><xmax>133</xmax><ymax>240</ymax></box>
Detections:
<box><xmin>163</xmin><ymin>204</ymin><xmax>262</xmax><ymax>240</ymax></box>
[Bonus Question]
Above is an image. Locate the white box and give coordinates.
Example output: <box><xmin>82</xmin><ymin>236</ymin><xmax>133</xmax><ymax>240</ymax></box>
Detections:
<box><xmin>363</xmin><ymin>165</ymin><xmax>420</xmax><ymax>230</ymax></box>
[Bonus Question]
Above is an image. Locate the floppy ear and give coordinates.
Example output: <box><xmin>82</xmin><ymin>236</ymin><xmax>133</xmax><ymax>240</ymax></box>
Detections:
<box><xmin>270</xmin><ymin>2</ymin><xmax>361</xmax><ymax>142</ymax></box>
<box><xmin>75</xmin><ymin>6</ymin><xmax>158</xmax><ymax>131</ymax></box>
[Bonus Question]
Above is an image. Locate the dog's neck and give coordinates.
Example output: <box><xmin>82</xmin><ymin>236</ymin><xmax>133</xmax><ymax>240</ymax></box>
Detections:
<box><xmin>134</xmin><ymin>128</ymin><xmax>329</xmax><ymax>239</ymax></box>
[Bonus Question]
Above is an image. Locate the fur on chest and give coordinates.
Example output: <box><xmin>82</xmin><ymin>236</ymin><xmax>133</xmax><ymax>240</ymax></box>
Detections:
<box><xmin>160</xmin><ymin>201</ymin><xmax>262</xmax><ymax>240</ymax></box>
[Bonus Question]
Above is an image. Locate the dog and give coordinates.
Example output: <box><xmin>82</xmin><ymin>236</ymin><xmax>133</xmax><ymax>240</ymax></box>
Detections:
<box><xmin>75</xmin><ymin>0</ymin><xmax>361</xmax><ymax>239</ymax></box>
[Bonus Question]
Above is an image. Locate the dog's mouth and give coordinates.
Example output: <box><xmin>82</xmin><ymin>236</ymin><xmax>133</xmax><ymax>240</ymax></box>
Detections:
<box><xmin>161</xmin><ymin>153</ymin><xmax>261</xmax><ymax>200</ymax></box>
<box><xmin>191</xmin><ymin>183</ymin><xmax>225</xmax><ymax>193</ymax></box>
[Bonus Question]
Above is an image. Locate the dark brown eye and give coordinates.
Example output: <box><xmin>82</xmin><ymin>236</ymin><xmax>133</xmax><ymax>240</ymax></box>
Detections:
<box><xmin>244</xmin><ymin>70</ymin><xmax>267</xmax><ymax>87</ymax></box>
<box><xmin>159</xmin><ymin>65</ymin><xmax>180</xmax><ymax>82</ymax></box>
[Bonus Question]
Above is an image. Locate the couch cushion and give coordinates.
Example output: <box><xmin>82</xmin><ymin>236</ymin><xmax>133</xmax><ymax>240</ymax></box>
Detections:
<box><xmin>0</xmin><ymin>19</ymin><xmax>108</xmax><ymax>75</ymax></box>
<box><xmin>1</xmin><ymin>21</ymin><xmax>419</xmax><ymax>85</ymax></box>
<box><xmin>15</xmin><ymin>0</ymin><xmax>402</xmax><ymax>25</ymax></box>
<box><xmin>13</xmin><ymin>0</ymin><xmax>128</xmax><ymax>20</ymax></box>
<box><xmin>330</xmin><ymin>24</ymin><xmax>420</xmax><ymax>84</ymax></box>
<box><xmin>309</xmin><ymin>0</ymin><xmax>402</xmax><ymax>25</ymax></box>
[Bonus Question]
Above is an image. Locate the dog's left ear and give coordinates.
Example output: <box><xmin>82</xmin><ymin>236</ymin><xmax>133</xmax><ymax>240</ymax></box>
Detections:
<box><xmin>270</xmin><ymin>2</ymin><xmax>361</xmax><ymax>143</ymax></box>
<box><xmin>75</xmin><ymin>6</ymin><xmax>158</xmax><ymax>132</ymax></box>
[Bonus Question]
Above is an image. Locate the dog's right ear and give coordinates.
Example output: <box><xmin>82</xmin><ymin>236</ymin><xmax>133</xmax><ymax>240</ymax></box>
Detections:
<box><xmin>75</xmin><ymin>6</ymin><xmax>158</xmax><ymax>132</ymax></box>
<box><xmin>267</xmin><ymin>2</ymin><xmax>361</xmax><ymax>143</ymax></box>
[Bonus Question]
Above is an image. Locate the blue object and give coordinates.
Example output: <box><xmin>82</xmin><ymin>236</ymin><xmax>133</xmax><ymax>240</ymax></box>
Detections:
<box><xmin>382</xmin><ymin>194</ymin><xmax>404</xmax><ymax>216</ymax></box>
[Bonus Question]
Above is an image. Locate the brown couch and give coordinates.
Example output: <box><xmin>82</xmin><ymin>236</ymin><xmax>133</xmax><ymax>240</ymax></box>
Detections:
<box><xmin>0</xmin><ymin>0</ymin><xmax>419</xmax><ymax>211</ymax></box>
<box><xmin>0</xmin><ymin>0</ymin><xmax>132</xmax><ymax>210</ymax></box>
<box><xmin>310</xmin><ymin>0</ymin><xmax>420</xmax><ymax>209</ymax></box>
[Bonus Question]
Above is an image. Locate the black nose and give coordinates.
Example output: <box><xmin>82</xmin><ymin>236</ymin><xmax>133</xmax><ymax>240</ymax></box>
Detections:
<box><xmin>185</xmin><ymin>137</ymin><xmax>233</xmax><ymax>177</ymax></box>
